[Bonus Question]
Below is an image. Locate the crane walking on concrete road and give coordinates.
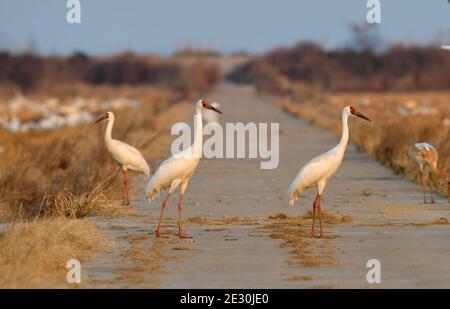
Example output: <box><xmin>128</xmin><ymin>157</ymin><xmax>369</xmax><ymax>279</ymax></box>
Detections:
<box><xmin>147</xmin><ymin>99</ymin><xmax>222</xmax><ymax>238</ymax></box>
<box><xmin>407</xmin><ymin>143</ymin><xmax>441</xmax><ymax>204</ymax></box>
<box><xmin>288</xmin><ymin>106</ymin><xmax>371</xmax><ymax>238</ymax></box>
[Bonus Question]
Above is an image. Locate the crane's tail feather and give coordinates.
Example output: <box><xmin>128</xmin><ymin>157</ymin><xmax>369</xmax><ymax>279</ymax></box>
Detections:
<box><xmin>146</xmin><ymin>179</ymin><xmax>168</xmax><ymax>203</ymax></box>
<box><xmin>146</xmin><ymin>186</ymin><xmax>159</xmax><ymax>202</ymax></box>
<box><xmin>146</xmin><ymin>181</ymin><xmax>159</xmax><ymax>202</ymax></box>
<box><xmin>146</xmin><ymin>191</ymin><xmax>159</xmax><ymax>202</ymax></box>
<box><xmin>288</xmin><ymin>188</ymin><xmax>300</xmax><ymax>207</ymax></box>
<box><xmin>289</xmin><ymin>196</ymin><xmax>298</xmax><ymax>207</ymax></box>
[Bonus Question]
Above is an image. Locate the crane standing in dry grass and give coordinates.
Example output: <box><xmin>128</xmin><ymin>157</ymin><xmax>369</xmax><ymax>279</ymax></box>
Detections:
<box><xmin>96</xmin><ymin>111</ymin><xmax>150</xmax><ymax>205</ymax></box>
<box><xmin>407</xmin><ymin>143</ymin><xmax>440</xmax><ymax>204</ymax></box>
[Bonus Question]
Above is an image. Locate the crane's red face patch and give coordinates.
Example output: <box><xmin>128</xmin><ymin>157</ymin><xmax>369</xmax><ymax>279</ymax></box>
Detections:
<box><xmin>201</xmin><ymin>99</ymin><xmax>208</xmax><ymax>108</ymax></box>
<box><xmin>350</xmin><ymin>106</ymin><xmax>356</xmax><ymax>115</ymax></box>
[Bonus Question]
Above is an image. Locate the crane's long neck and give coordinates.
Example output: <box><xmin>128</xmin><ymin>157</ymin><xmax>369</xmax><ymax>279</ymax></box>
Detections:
<box><xmin>337</xmin><ymin>111</ymin><xmax>349</xmax><ymax>155</ymax></box>
<box><xmin>192</xmin><ymin>109</ymin><xmax>203</xmax><ymax>158</ymax></box>
<box><xmin>104</xmin><ymin>117</ymin><xmax>114</xmax><ymax>145</ymax></box>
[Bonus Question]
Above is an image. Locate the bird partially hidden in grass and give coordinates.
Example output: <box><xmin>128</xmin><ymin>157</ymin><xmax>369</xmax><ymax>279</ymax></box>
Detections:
<box><xmin>288</xmin><ymin>106</ymin><xmax>371</xmax><ymax>238</ymax></box>
<box><xmin>96</xmin><ymin>111</ymin><xmax>150</xmax><ymax>205</ymax></box>
<box><xmin>407</xmin><ymin>143</ymin><xmax>443</xmax><ymax>204</ymax></box>
<box><xmin>146</xmin><ymin>99</ymin><xmax>222</xmax><ymax>238</ymax></box>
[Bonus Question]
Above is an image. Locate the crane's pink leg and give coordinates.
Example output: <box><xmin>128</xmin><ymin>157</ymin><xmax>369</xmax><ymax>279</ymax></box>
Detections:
<box><xmin>310</xmin><ymin>194</ymin><xmax>319</xmax><ymax>237</ymax></box>
<box><xmin>155</xmin><ymin>193</ymin><xmax>170</xmax><ymax>237</ymax></box>
<box><xmin>317</xmin><ymin>195</ymin><xmax>324</xmax><ymax>238</ymax></box>
<box><xmin>420</xmin><ymin>171</ymin><xmax>427</xmax><ymax>204</ymax></box>
<box><xmin>430</xmin><ymin>190</ymin><xmax>436</xmax><ymax>204</ymax></box>
<box><xmin>177</xmin><ymin>192</ymin><xmax>188</xmax><ymax>238</ymax></box>
<box><xmin>121</xmin><ymin>171</ymin><xmax>126</xmax><ymax>203</ymax></box>
<box><xmin>122</xmin><ymin>170</ymin><xmax>130</xmax><ymax>205</ymax></box>
<box><xmin>428</xmin><ymin>173</ymin><xmax>436</xmax><ymax>204</ymax></box>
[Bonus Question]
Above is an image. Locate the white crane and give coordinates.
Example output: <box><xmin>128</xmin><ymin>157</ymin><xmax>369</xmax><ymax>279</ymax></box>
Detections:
<box><xmin>288</xmin><ymin>106</ymin><xmax>371</xmax><ymax>238</ymax></box>
<box><xmin>96</xmin><ymin>111</ymin><xmax>150</xmax><ymax>205</ymax></box>
<box><xmin>147</xmin><ymin>99</ymin><xmax>222</xmax><ymax>238</ymax></box>
<box><xmin>407</xmin><ymin>143</ymin><xmax>440</xmax><ymax>204</ymax></box>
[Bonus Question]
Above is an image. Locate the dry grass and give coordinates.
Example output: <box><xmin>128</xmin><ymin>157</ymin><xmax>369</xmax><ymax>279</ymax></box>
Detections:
<box><xmin>287</xmin><ymin>275</ymin><xmax>313</xmax><ymax>281</ymax></box>
<box><xmin>0</xmin><ymin>54</ymin><xmax>219</xmax><ymax>289</ymax></box>
<box><xmin>278</xmin><ymin>91</ymin><xmax>450</xmax><ymax>196</ymax></box>
<box><xmin>358</xmin><ymin>217</ymin><xmax>449</xmax><ymax>228</ymax></box>
<box><xmin>0</xmin><ymin>218</ymin><xmax>105</xmax><ymax>288</ymax></box>
<box><xmin>263</xmin><ymin>213</ymin><xmax>337</xmax><ymax>267</ymax></box>
<box><xmin>0</xmin><ymin>98</ymin><xmax>193</xmax><ymax>288</ymax></box>
<box><xmin>301</xmin><ymin>210</ymin><xmax>353</xmax><ymax>224</ymax></box>
<box><xmin>0</xmin><ymin>51</ymin><xmax>221</xmax><ymax>222</ymax></box>
<box><xmin>186</xmin><ymin>215</ymin><xmax>261</xmax><ymax>225</ymax></box>
<box><xmin>0</xmin><ymin>85</ymin><xmax>186</xmax><ymax>222</ymax></box>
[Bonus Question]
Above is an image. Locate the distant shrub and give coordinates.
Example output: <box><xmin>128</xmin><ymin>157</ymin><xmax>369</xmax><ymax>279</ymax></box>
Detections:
<box><xmin>0</xmin><ymin>51</ymin><xmax>221</xmax><ymax>95</ymax></box>
<box><xmin>228</xmin><ymin>43</ymin><xmax>450</xmax><ymax>92</ymax></box>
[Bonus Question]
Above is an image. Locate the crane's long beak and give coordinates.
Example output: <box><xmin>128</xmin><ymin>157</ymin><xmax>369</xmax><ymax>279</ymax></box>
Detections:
<box><xmin>356</xmin><ymin>111</ymin><xmax>371</xmax><ymax>122</ymax></box>
<box><xmin>95</xmin><ymin>114</ymin><xmax>107</xmax><ymax>123</ymax></box>
<box><xmin>206</xmin><ymin>104</ymin><xmax>222</xmax><ymax>114</ymax></box>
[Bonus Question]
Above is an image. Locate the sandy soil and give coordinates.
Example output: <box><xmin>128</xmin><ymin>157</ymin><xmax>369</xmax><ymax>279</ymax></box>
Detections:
<box><xmin>83</xmin><ymin>83</ymin><xmax>450</xmax><ymax>289</ymax></box>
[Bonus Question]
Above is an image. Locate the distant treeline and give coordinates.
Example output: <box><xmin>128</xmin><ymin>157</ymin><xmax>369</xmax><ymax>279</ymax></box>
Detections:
<box><xmin>228</xmin><ymin>43</ymin><xmax>450</xmax><ymax>92</ymax></box>
<box><xmin>0</xmin><ymin>51</ymin><xmax>221</xmax><ymax>94</ymax></box>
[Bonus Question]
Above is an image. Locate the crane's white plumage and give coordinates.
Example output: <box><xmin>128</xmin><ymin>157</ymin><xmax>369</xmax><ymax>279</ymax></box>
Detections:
<box><xmin>288</xmin><ymin>106</ymin><xmax>371</xmax><ymax>237</ymax></box>
<box><xmin>146</xmin><ymin>150</ymin><xmax>197</xmax><ymax>201</ymax></box>
<box><xmin>105</xmin><ymin>133</ymin><xmax>150</xmax><ymax>178</ymax></box>
<box><xmin>96</xmin><ymin>111</ymin><xmax>150</xmax><ymax>205</ymax></box>
<box><xmin>288</xmin><ymin>150</ymin><xmax>342</xmax><ymax>206</ymax></box>
<box><xmin>147</xmin><ymin>99</ymin><xmax>222</xmax><ymax>237</ymax></box>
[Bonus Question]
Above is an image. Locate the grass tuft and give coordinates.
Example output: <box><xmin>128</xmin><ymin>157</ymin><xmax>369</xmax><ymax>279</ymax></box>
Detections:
<box><xmin>0</xmin><ymin>218</ymin><xmax>105</xmax><ymax>288</ymax></box>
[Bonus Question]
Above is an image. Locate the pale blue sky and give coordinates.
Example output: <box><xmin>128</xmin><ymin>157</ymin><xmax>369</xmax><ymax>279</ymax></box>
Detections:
<box><xmin>0</xmin><ymin>0</ymin><xmax>449</xmax><ymax>55</ymax></box>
